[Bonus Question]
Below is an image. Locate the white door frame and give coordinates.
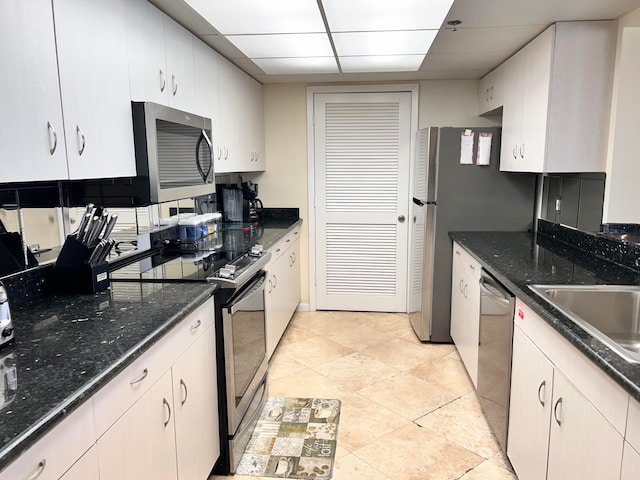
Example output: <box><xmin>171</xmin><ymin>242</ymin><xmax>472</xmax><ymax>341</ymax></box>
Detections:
<box><xmin>306</xmin><ymin>83</ymin><xmax>420</xmax><ymax>312</ymax></box>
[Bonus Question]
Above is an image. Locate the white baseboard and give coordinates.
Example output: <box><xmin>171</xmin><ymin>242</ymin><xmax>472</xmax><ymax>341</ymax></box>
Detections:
<box><xmin>296</xmin><ymin>303</ymin><xmax>311</xmax><ymax>312</ymax></box>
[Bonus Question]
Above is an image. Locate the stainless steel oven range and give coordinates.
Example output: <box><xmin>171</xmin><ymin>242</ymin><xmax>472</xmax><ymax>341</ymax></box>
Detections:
<box><xmin>110</xmin><ymin>241</ymin><xmax>271</xmax><ymax>475</ymax></box>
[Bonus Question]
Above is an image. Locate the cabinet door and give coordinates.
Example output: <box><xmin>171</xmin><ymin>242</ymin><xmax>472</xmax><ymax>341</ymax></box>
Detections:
<box><xmin>164</xmin><ymin>16</ymin><xmax>196</xmax><ymax>112</ymax></box>
<box><xmin>194</xmin><ymin>38</ymin><xmax>220</xmax><ymax>138</ymax></box>
<box><xmin>0</xmin><ymin>0</ymin><xmax>68</xmax><ymax>181</ymax></box>
<box><xmin>507</xmin><ymin>326</ymin><xmax>554</xmax><ymax>480</ymax></box>
<box><xmin>283</xmin><ymin>237</ymin><xmax>301</xmax><ymax>319</ymax></box>
<box><xmin>216</xmin><ymin>58</ymin><xmax>244</xmax><ymax>173</ymax></box>
<box><xmin>520</xmin><ymin>27</ymin><xmax>553</xmax><ymax>172</ymax></box>
<box><xmin>246</xmin><ymin>76</ymin><xmax>266</xmax><ymax>171</ymax></box>
<box><xmin>546</xmin><ymin>371</ymin><xmax>624</xmax><ymax>480</ymax></box>
<box><xmin>463</xmin><ymin>265</ymin><xmax>480</xmax><ymax>386</ymax></box>
<box><xmin>125</xmin><ymin>0</ymin><xmax>167</xmax><ymax>104</ymax></box>
<box><xmin>477</xmin><ymin>66</ymin><xmax>504</xmax><ymax>115</ymax></box>
<box><xmin>53</xmin><ymin>0</ymin><xmax>136</xmax><ymax>180</ymax></box>
<box><xmin>499</xmin><ymin>50</ymin><xmax>524</xmax><ymax>172</ymax></box>
<box><xmin>97</xmin><ymin>370</ymin><xmax>177</xmax><ymax>480</ymax></box>
<box><xmin>172</xmin><ymin>326</ymin><xmax>220</xmax><ymax>480</ymax></box>
<box><xmin>622</xmin><ymin>443</ymin><xmax>640</xmax><ymax>480</ymax></box>
<box><xmin>59</xmin><ymin>447</ymin><xmax>100</xmax><ymax>480</ymax></box>
<box><xmin>449</xmin><ymin>245</ymin><xmax>466</xmax><ymax>349</ymax></box>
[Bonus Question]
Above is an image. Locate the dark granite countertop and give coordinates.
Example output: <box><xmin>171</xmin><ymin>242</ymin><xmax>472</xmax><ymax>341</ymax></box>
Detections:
<box><xmin>449</xmin><ymin>230</ymin><xmax>640</xmax><ymax>402</ymax></box>
<box><xmin>0</xmin><ymin>281</ymin><xmax>215</xmax><ymax>470</ymax></box>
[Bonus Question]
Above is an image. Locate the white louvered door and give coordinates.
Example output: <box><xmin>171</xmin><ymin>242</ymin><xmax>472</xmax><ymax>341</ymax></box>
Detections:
<box><xmin>314</xmin><ymin>92</ymin><xmax>412</xmax><ymax>311</ymax></box>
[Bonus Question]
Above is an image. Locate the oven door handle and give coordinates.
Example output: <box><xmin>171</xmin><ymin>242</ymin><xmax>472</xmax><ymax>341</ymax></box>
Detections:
<box><xmin>228</xmin><ymin>273</ymin><xmax>266</xmax><ymax>315</ymax></box>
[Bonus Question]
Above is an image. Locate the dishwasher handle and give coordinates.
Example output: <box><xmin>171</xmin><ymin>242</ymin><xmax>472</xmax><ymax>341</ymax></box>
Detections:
<box><xmin>479</xmin><ymin>272</ymin><xmax>512</xmax><ymax>306</ymax></box>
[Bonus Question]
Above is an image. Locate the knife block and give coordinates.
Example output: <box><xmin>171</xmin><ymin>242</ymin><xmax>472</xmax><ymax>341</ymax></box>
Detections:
<box><xmin>44</xmin><ymin>236</ymin><xmax>110</xmax><ymax>294</ymax></box>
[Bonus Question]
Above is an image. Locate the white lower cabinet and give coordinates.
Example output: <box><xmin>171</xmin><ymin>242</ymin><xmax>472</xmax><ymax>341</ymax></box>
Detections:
<box><xmin>172</xmin><ymin>325</ymin><xmax>220</xmax><ymax>480</ymax></box>
<box><xmin>97</xmin><ymin>299</ymin><xmax>219</xmax><ymax>480</ymax></box>
<box><xmin>547</xmin><ymin>371</ymin><xmax>624</xmax><ymax>480</ymax></box>
<box><xmin>0</xmin><ymin>400</ymin><xmax>96</xmax><ymax>480</ymax></box>
<box><xmin>266</xmin><ymin>228</ymin><xmax>301</xmax><ymax>358</ymax></box>
<box><xmin>450</xmin><ymin>242</ymin><xmax>481</xmax><ymax>386</ymax></box>
<box><xmin>97</xmin><ymin>371</ymin><xmax>177</xmax><ymax>480</ymax></box>
<box><xmin>59</xmin><ymin>446</ymin><xmax>99</xmax><ymax>480</ymax></box>
<box><xmin>622</xmin><ymin>442</ymin><xmax>640</xmax><ymax>480</ymax></box>
<box><xmin>508</xmin><ymin>305</ymin><xmax>625</xmax><ymax>480</ymax></box>
<box><xmin>507</xmin><ymin>326</ymin><xmax>554</xmax><ymax>480</ymax></box>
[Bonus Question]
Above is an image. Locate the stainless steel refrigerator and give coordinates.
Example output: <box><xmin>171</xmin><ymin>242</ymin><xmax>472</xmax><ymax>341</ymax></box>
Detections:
<box><xmin>408</xmin><ymin>127</ymin><xmax>535</xmax><ymax>342</ymax></box>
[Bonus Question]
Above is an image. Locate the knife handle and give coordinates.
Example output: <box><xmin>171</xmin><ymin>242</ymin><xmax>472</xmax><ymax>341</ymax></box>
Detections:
<box><xmin>102</xmin><ymin>213</ymin><xmax>118</xmax><ymax>241</ymax></box>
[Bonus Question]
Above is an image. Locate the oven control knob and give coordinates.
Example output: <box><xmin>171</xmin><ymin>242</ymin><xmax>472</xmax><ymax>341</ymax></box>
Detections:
<box><xmin>218</xmin><ymin>268</ymin><xmax>234</xmax><ymax>279</ymax></box>
<box><xmin>250</xmin><ymin>244</ymin><xmax>264</xmax><ymax>257</ymax></box>
<box><xmin>224</xmin><ymin>264</ymin><xmax>237</xmax><ymax>274</ymax></box>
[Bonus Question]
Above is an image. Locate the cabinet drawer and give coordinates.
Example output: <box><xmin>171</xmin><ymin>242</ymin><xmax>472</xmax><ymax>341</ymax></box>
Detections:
<box><xmin>515</xmin><ymin>299</ymin><xmax>629</xmax><ymax>433</ymax></box>
<box><xmin>0</xmin><ymin>400</ymin><xmax>95</xmax><ymax>480</ymax></box>
<box><xmin>626</xmin><ymin>397</ymin><xmax>640</xmax><ymax>452</ymax></box>
<box><xmin>269</xmin><ymin>227</ymin><xmax>300</xmax><ymax>262</ymax></box>
<box><xmin>452</xmin><ymin>242</ymin><xmax>481</xmax><ymax>281</ymax></box>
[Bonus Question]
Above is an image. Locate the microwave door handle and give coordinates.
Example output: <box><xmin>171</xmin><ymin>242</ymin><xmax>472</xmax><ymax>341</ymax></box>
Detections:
<box><xmin>195</xmin><ymin>130</ymin><xmax>213</xmax><ymax>182</ymax></box>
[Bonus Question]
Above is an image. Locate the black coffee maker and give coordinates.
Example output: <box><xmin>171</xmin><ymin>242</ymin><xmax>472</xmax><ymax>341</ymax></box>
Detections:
<box><xmin>241</xmin><ymin>180</ymin><xmax>263</xmax><ymax>222</ymax></box>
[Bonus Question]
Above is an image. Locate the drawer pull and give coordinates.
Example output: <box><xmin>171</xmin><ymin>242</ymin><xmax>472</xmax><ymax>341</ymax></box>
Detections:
<box><xmin>537</xmin><ymin>380</ymin><xmax>546</xmax><ymax>407</ymax></box>
<box><xmin>47</xmin><ymin>121</ymin><xmax>57</xmax><ymax>155</ymax></box>
<box><xmin>190</xmin><ymin>319</ymin><xmax>202</xmax><ymax>331</ymax></box>
<box><xmin>25</xmin><ymin>460</ymin><xmax>46</xmax><ymax>480</ymax></box>
<box><xmin>554</xmin><ymin>397</ymin><xmax>563</xmax><ymax>426</ymax></box>
<box><xmin>180</xmin><ymin>379</ymin><xmax>188</xmax><ymax>406</ymax></box>
<box><xmin>163</xmin><ymin>398</ymin><xmax>172</xmax><ymax>427</ymax></box>
<box><xmin>130</xmin><ymin>368</ymin><xmax>149</xmax><ymax>385</ymax></box>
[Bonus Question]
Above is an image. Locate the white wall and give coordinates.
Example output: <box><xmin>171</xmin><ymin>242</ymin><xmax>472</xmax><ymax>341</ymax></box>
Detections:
<box><xmin>260</xmin><ymin>80</ymin><xmax>491</xmax><ymax>305</ymax></box>
<box><xmin>603</xmin><ymin>7</ymin><xmax>640</xmax><ymax>223</ymax></box>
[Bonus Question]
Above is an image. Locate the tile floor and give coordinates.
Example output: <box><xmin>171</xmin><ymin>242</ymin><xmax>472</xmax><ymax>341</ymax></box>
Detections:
<box><xmin>211</xmin><ymin>311</ymin><xmax>518</xmax><ymax>480</ymax></box>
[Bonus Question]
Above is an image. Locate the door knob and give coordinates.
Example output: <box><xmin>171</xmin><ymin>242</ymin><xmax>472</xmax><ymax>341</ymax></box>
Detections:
<box><xmin>398</xmin><ymin>215</ymin><xmax>405</xmax><ymax>223</ymax></box>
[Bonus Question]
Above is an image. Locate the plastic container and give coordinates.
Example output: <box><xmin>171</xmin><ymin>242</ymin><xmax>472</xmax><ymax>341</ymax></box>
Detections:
<box><xmin>178</xmin><ymin>216</ymin><xmax>204</xmax><ymax>243</ymax></box>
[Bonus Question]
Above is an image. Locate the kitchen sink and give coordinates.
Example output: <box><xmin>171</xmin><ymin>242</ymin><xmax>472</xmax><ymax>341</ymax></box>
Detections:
<box><xmin>528</xmin><ymin>284</ymin><xmax>640</xmax><ymax>364</ymax></box>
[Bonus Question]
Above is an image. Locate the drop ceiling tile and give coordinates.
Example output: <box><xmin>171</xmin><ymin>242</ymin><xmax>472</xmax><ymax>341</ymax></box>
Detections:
<box><xmin>340</xmin><ymin>55</ymin><xmax>426</xmax><ymax>73</ymax></box>
<box><xmin>227</xmin><ymin>33</ymin><xmax>333</xmax><ymax>58</ymax></box>
<box><xmin>333</xmin><ymin>31</ymin><xmax>438</xmax><ymax>56</ymax></box>
<box><xmin>322</xmin><ymin>0</ymin><xmax>455</xmax><ymax>31</ymax></box>
<box><xmin>183</xmin><ymin>0</ymin><xmax>325</xmax><ymax>34</ymax></box>
<box><xmin>252</xmin><ymin>57</ymin><xmax>339</xmax><ymax>75</ymax></box>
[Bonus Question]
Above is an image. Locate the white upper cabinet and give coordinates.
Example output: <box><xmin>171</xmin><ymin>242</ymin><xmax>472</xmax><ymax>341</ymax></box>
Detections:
<box><xmin>0</xmin><ymin>0</ymin><xmax>69</xmax><ymax>181</ymax></box>
<box><xmin>483</xmin><ymin>21</ymin><xmax>616</xmax><ymax>173</ymax></box>
<box><xmin>126</xmin><ymin>0</ymin><xmax>196</xmax><ymax>113</ymax></box>
<box><xmin>477</xmin><ymin>65</ymin><xmax>504</xmax><ymax>115</ymax></box>
<box><xmin>54</xmin><ymin>0</ymin><xmax>136</xmax><ymax>180</ymax></box>
<box><xmin>193</xmin><ymin>38</ymin><xmax>221</xmax><ymax>157</ymax></box>
<box><xmin>163</xmin><ymin>17</ymin><xmax>196</xmax><ymax>113</ymax></box>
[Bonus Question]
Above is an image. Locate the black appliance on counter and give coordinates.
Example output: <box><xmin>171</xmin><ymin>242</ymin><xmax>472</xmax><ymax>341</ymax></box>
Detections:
<box><xmin>110</xmin><ymin>227</ymin><xmax>270</xmax><ymax>475</ymax></box>
<box><xmin>241</xmin><ymin>180</ymin><xmax>263</xmax><ymax>222</ymax></box>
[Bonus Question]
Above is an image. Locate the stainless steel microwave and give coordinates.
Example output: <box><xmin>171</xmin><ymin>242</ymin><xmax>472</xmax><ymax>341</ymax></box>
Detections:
<box><xmin>131</xmin><ymin>102</ymin><xmax>214</xmax><ymax>203</ymax></box>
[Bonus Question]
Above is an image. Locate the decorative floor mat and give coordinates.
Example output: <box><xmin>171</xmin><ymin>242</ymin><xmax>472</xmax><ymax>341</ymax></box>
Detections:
<box><xmin>236</xmin><ymin>397</ymin><xmax>341</xmax><ymax>479</ymax></box>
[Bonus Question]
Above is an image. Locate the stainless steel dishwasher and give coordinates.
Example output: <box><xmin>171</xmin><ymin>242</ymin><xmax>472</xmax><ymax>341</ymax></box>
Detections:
<box><xmin>477</xmin><ymin>269</ymin><xmax>515</xmax><ymax>453</ymax></box>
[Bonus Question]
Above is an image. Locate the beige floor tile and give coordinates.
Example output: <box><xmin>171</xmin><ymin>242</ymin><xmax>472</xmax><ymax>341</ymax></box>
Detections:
<box><xmin>354</xmin><ymin>422</ymin><xmax>483</xmax><ymax>480</ymax></box>
<box><xmin>325</xmin><ymin>322</ymin><xmax>401</xmax><ymax>351</ymax></box>
<box><xmin>362</xmin><ymin>337</ymin><xmax>457</xmax><ymax>371</ymax></box>
<box><xmin>313</xmin><ymin>352</ymin><xmax>400</xmax><ymax>391</ymax></box>
<box><xmin>335</xmin><ymin>389</ymin><xmax>410</xmax><ymax>452</ymax></box>
<box><xmin>288</xmin><ymin>311</ymin><xmax>365</xmax><ymax>335</ymax></box>
<box><xmin>459</xmin><ymin>459</ymin><xmax>518</xmax><ymax>479</ymax></box>
<box><xmin>408</xmin><ymin>354</ymin><xmax>475</xmax><ymax>396</ymax></box>
<box><xmin>276</xmin><ymin>323</ymin><xmax>318</xmax><ymax>347</ymax></box>
<box><xmin>415</xmin><ymin>392</ymin><xmax>502</xmax><ymax>459</ymax></box>
<box><xmin>274</xmin><ymin>335</ymin><xmax>354</xmax><ymax>368</ymax></box>
<box><xmin>267</xmin><ymin>366</ymin><xmax>352</xmax><ymax>399</ymax></box>
<box><xmin>335</xmin><ymin>445</ymin><xmax>351</xmax><ymax>459</ymax></box>
<box><xmin>333</xmin><ymin>453</ymin><xmax>393</xmax><ymax>480</ymax></box>
<box><xmin>266</xmin><ymin>352</ymin><xmax>306</xmax><ymax>381</ymax></box>
<box><xmin>357</xmin><ymin>372</ymin><xmax>459</xmax><ymax>420</ymax></box>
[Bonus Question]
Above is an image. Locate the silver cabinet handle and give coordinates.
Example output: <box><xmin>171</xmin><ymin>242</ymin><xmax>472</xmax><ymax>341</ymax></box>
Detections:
<box><xmin>455</xmin><ymin>250</ymin><xmax>460</xmax><ymax>255</ymax></box>
<box><xmin>130</xmin><ymin>368</ymin><xmax>149</xmax><ymax>385</ymax></box>
<box><xmin>469</xmin><ymin>264</ymin><xmax>475</xmax><ymax>270</ymax></box>
<box><xmin>459</xmin><ymin>279</ymin><xmax>464</xmax><ymax>293</ymax></box>
<box><xmin>512</xmin><ymin>145</ymin><xmax>517</xmax><ymax>159</ymax></box>
<box><xmin>275</xmin><ymin>248</ymin><xmax>281</xmax><ymax>253</ymax></box>
<box><xmin>76</xmin><ymin>125</ymin><xmax>86</xmax><ymax>155</ymax></box>
<box><xmin>267</xmin><ymin>278</ymin><xmax>272</xmax><ymax>294</ymax></box>
<box><xmin>163</xmin><ymin>398</ymin><xmax>171</xmax><ymax>427</ymax></box>
<box><xmin>189</xmin><ymin>319</ymin><xmax>202</xmax><ymax>331</ymax></box>
<box><xmin>273</xmin><ymin>274</ymin><xmax>278</xmax><ymax>288</ymax></box>
<box><xmin>47</xmin><ymin>121</ymin><xmax>57</xmax><ymax>155</ymax></box>
<box><xmin>172</xmin><ymin>74</ymin><xmax>178</xmax><ymax>95</ymax></box>
<box><xmin>292</xmin><ymin>252</ymin><xmax>296</xmax><ymax>264</ymax></box>
<box><xmin>520</xmin><ymin>144</ymin><xmax>525</xmax><ymax>158</ymax></box>
<box><xmin>554</xmin><ymin>397</ymin><xmax>563</xmax><ymax>426</ymax></box>
<box><xmin>180</xmin><ymin>379</ymin><xmax>188</xmax><ymax>406</ymax></box>
<box><xmin>25</xmin><ymin>460</ymin><xmax>46</xmax><ymax>480</ymax></box>
<box><xmin>463</xmin><ymin>283</ymin><xmax>468</xmax><ymax>299</ymax></box>
<box><xmin>160</xmin><ymin>69</ymin><xmax>166</xmax><ymax>92</ymax></box>
<box><xmin>537</xmin><ymin>380</ymin><xmax>546</xmax><ymax>407</ymax></box>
